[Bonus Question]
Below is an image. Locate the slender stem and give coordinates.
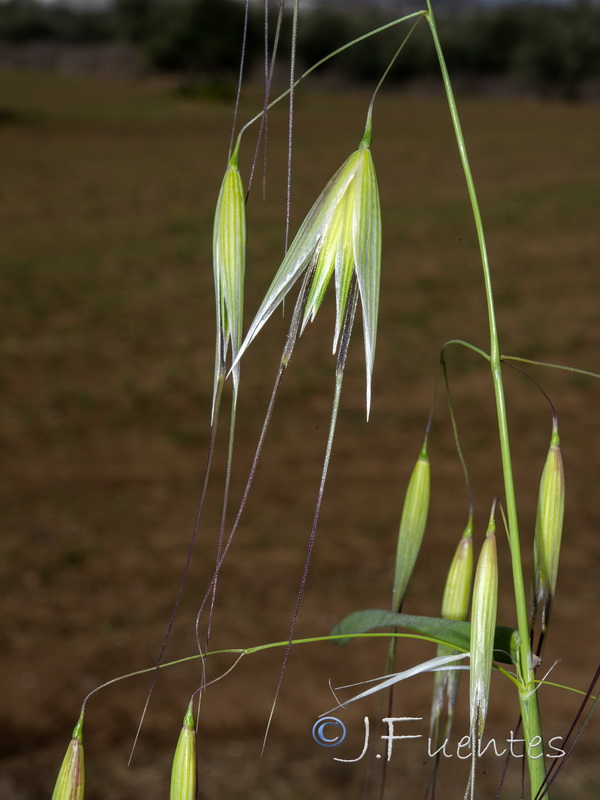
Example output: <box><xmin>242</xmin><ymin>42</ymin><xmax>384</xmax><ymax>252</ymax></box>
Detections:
<box><xmin>365</xmin><ymin>14</ymin><xmax>424</xmax><ymax>136</ymax></box>
<box><xmin>228</xmin><ymin>0</ymin><xmax>250</xmax><ymax>159</ymax></box>
<box><xmin>442</xmin><ymin>339</ymin><xmax>490</xmax><ymax>361</ymax></box>
<box><xmin>234</xmin><ymin>11</ymin><xmax>427</xmax><ymax>151</ymax></box>
<box><xmin>440</xmin><ymin>354</ymin><xmax>474</xmax><ymax>520</ymax></box>
<box><xmin>425</xmin><ymin>4</ymin><xmax>545</xmax><ymax>797</ymax></box>
<box><xmin>502</xmin><ymin>354</ymin><xmax>600</xmax><ymax>380</ymax></box>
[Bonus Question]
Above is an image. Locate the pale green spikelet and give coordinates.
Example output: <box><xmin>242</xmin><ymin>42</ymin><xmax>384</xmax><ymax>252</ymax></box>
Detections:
<box><xmin>392</xmin><ymin>442</ymin><xmax>430</xmax><ymax>612</ymax></box>
<box><xmin>532</xmin><ymin>416</ymin><xmax>565</xmax><ymax>633</ymax></box>
<box><xmin>170</xmin><ymin>703</ymin><xmax>196</xmax><ymax>800</ymax></box>
<box><xmin>51</xmin><ymin>715</ymin><xmax>84</xmax><ymax>800</ymax></box>
<box><xmin>212</xmin><ymin>147</ymin><xmax>246</xmax><ymax>420</ymax></box>
<box><xmin>430</xmin><ymin>521</ymin><xmax>473</xmax><ymax>742</ymax></box>
<box><xmin>351</xmin><ymin>129</ymin><xmax>381</xmax><ymax>416</ymax></box>
<box><xmin>469</xmin><ymin>510</ymin><xmax>498</xmax><ymax>742</ymax></box>
<box><xmin>441</xmin><ymin>524</ymin><xmax>473</xmax><ymax>623</ymax></box>
<box><xmin>235</xmin><ymin>125</ymin><xmax>381</xmax><ymax>418</ymax></box>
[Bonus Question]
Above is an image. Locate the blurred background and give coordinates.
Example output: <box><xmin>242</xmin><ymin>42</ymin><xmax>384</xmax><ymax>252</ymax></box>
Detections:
<box><xmin>1</xmin><ymin>0</ymin><xmax>600</xmax><ymax>798</ymax></box>
<box><xmin>0</xmin><ymin>0</ymin><xmax>600</xmax><ymax>98</ymax></box>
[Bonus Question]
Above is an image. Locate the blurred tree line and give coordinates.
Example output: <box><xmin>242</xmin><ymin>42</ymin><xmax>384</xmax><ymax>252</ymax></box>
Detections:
<box><xmin>1</xmin><ymin>0</ymin><xmax>599</xmax><ymax>98</ymax></box>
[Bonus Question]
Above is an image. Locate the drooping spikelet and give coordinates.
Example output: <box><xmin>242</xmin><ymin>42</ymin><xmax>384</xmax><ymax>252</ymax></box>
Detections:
<box><xmin>51</xmin><ymin>715</ymin><xmax>84</xmax><ymax>800</ymax></box>
<box><xmin>532</xmin><ymin>416</ymin><xmax>565</xmax><ymax>634</ymax></box>
<box><xmin>170</xmin><ymin>703</ymin><xmax>196</xmax><ymax>800</ymax></box>
<box><xmin>469</xmin><ymin>511</ymin><xmax>498</xmax><ymax>742</ymax></box>
<box><xmin>212</xmin><ymin>148</ymin><xmax>246</xmax><ymax>420</ymax></box>
<box><xmin>392</xmin><ymin>442</ymin><xmax>430</xmax><ymax>612</ymax></box>
<box><xmin>430</xmin><ymin>521</ymin><xmax>473</xmax><ymax>743</ymax></box>
<box><xmin>441</xmin><ymin>523</ymin><xmax>473</xmax><ymax>624</ymax></box>
<box><xmin>235</xmin><ymin>126</ymin><xmax>381</xmax><ymax>418</ymax></box>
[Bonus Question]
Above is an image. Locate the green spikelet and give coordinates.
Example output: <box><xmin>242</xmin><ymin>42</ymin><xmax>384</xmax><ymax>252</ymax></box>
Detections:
<box><xmin>469</xmin><ymin>512</ymin><xmax>498</xmax><ymax>742</ymax></box>
<box><xmin>234</xmin><ymin>126</ymin><xmax>381</xmax><ymax>418</ymax></box>
<box><xmin>441</xmin><ymin>525</ymin><xmax>473</xmax><ymax>623</ymax></box>
<box><xmin>51</xmin><ymin>716</ymin><xmax>84</xmax><ymax>800</ymax></box>
<box><xmin>532</xmin><ymin>416</ymin><xmax>565</xmax><ymax>633</ymax></box>
<box><xmin>212</xmin><ymin>148</ymin><xmax>246</xmax><ymax>420</ymax></box>
<box><xmin>430</xmin><ymin>521</ymin><xmax>473</xmax><ymax>744</ymax></box>
<box><xmin>170</xmin><ymin>703</ymin><xmax>196</xmax><ymax>800</ymax></box>
<box><xmin>392</xmin><ymin>442</ymin><xmax>430</xmax><ymax>612</ymax></box>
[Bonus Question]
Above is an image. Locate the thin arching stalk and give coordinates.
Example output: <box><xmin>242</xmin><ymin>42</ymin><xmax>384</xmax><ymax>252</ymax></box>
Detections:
<box><xmin>501</xmin><ymin>355</ymin><xmax>600</xmax><ymax>380</ymax></box>
<box><xmin>440</xmin><ymin>349</ymin><xmax>475</xmax><ymax>521</ymax></box>
<box><xmin>228</xmin><ymin>0</ymin><xmax>251</xmax><ymax>160</ymax></box>
<box><xmin>233</xmin><ymin>11</ymin><xmax>427</xmax><ymax>154</ymax></box>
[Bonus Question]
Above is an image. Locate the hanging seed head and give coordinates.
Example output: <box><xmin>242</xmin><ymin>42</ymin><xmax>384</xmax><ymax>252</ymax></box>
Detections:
<box><xmin>392</xmin><ymin>442</ymin><xmax>430</xmax><ymax>612</ymax></box>
<box><xmin>234</xmin><ymin>128</ymin><xmax>381</xmax><ymax>418</ymax></box>
<box><xmin>51</xmin><ymin>716</ymin><xmax>84</xmax><ymax>800</ymax></box>
<box><xmin>170</xmin><ymin>703</ymin><xmax>196</xmax><ymax>800</ymax></box>
<box><xmin>532</xmin><ymin>417</ymin><xmax>565</xmax><ymax>633</ymax></box>
<box><xmin>469</xmin><ymin>512</ymin><xmax>498</xmax><ymax>741</ymax></box>
<box><xmin>212</xmin><ymin>149</ymin><xmax>246</xmax><ymax>420</ymax></box>
<box><xmin>441</xmin><ymin>521</ymin><xmax>474</xmax><ymax>623</ymax></box>
<box><xmin>430</xmin><ymin>522</ymin><xmax>473</xmax><ymax>741</ymax></box>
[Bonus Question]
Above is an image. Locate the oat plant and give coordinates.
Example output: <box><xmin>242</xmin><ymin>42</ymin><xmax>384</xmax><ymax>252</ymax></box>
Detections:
<box><xmin>48</xmin><ymin>4</ymin><xmax>600</xmax><ymax>800</ymax></box>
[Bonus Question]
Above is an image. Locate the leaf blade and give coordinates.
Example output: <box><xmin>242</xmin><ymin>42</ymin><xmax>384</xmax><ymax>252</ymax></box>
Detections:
<box><xmin>331</xmin><ymin>609</ymin><xmax>516</xmax><ymax>665</ymax></box>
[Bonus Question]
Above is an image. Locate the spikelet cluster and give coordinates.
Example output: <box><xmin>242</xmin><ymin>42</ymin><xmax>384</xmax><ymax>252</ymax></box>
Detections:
<box><xmin>235</xmin><ymin>129</ymin><xmax>381</xmax><ymax>417</ymax></box>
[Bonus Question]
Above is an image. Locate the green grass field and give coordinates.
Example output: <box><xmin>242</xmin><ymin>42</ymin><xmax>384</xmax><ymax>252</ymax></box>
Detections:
<box><xmin>1</xmin><ymin>70</ymin><xmax>599</xmax><ymax>799</ymax></box>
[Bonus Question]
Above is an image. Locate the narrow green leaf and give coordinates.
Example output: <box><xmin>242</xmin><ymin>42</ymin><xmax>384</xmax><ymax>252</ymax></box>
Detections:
<box><xmin>331</xmin><ymin>609</ymin><xmax>516</xmax><ymax>665</ymax></box>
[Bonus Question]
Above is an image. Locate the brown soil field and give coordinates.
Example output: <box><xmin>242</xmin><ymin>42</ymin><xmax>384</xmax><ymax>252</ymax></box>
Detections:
<box><xmin>1</xmin><ymin>71</ymin><xmax>599</xmax><ymax>799</ymax></box>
